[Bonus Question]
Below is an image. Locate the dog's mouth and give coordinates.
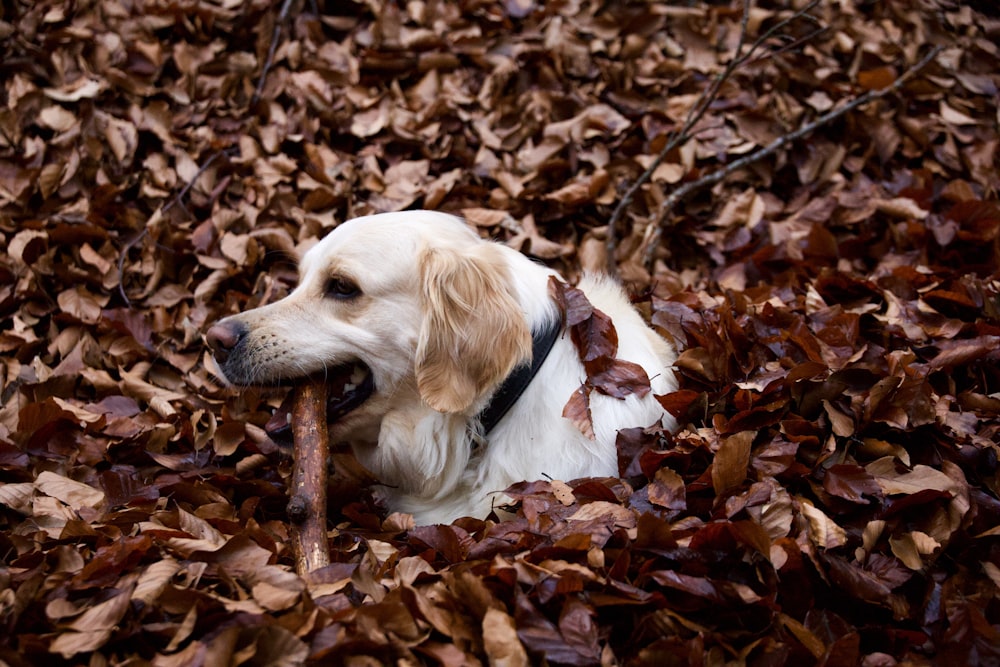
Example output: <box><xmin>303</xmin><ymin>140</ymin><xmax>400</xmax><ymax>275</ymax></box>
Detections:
<box><xmin>264</xmin><ymin>363</ymin><xmax>375</xmax><ymax>445</ymax></box>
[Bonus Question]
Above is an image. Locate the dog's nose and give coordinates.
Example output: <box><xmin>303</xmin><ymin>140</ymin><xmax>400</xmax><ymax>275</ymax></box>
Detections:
<box><xmin>206</xmin><ymin>320</ymin><xmax>247</xmax><ymax>364</ymax></box>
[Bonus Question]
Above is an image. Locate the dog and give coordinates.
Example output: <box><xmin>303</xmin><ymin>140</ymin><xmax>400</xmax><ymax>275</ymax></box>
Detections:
<box><xmin>207</xmin><ymin>211</ymin><xmax>677</xmax><ymax>524</ymax></box>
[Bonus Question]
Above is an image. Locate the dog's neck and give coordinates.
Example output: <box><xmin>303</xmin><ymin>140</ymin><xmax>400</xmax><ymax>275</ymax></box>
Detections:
<box><xmin>477</xmin><ymin>318</ymin><xmax>562</xmax><ymax>435</ymax></box>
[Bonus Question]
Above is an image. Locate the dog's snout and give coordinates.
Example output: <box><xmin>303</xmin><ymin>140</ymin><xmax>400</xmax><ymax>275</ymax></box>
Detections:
<box><xmin>206</xmin><ymin>320</ymin><xmax>247</xmax><ymax>363</ymax></box>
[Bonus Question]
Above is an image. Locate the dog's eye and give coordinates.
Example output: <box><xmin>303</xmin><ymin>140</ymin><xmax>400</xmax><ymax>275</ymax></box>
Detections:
<box><xmin>325</xmin><ymin>277</ymin><xmax>361</xmax><ymax>300</ymax></box>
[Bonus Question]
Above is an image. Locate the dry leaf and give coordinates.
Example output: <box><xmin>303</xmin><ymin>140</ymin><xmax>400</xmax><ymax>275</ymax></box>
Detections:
<box><xmin>799</xmin><ymin>498</ymin><xmax>848</xmax><ymax>549</ymax></box>
<box><xmin>712</xmin><ymin>431</ymin><xmax>753</xmax><ymax>496</ymax></box>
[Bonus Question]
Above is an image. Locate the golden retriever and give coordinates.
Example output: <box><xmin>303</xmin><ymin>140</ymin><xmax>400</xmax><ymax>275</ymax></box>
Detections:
<box><xmin>207</xmin><ymin>211</ymin><xmax>676</xmax><ymax>524</ymax></box>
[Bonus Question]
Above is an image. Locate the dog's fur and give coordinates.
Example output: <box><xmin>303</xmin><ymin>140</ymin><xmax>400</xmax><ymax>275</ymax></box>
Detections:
<box><xmin>208</xmin><ymin>211</ymin><xmax>676</xmax><ymax>524</ymax></box>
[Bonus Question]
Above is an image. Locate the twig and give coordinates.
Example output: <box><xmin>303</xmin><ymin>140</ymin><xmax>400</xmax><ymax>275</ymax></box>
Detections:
<box><xmin>640</xmin><ymin>44</ymin><xmax>945</xmax><ymax>267</ymax></box>
<box><xmin>117</xmin><ymin>149</ymin><xmax>224</xmax><ymax>306</ymax></box>
<box><xmin>744</xmin><ymin>25</ymin><xmax>828</xmax><ymax>68</ymax></box>
<box><xmin>251</xmin><ymin>0</ymin><xmax>297</xmax><ymax>107</ymax></box>
<box><xmin>116</xmin><ymin>228</ymin><xmax>148</xmax><ymax>307</ymax></box>
<box><xmin>605</xmin><ymin>0</ymin><xmax>822</xmax><ymax>276</ymax></box>
<box><xmin>162</xmin><ymin>150</ymin><xmax>223</xmax><ymax>215</ymax></box>
<box><xmin>287</xmin><ymin>379</ymin><xmax>332</xmax><ymax>576</ymax></box>
<box><xmin>120</xmin><ymin>0</ymin><xmax>295</xmax><ymax>307</ymax></box>
<box><xmin>732</xmin><ymin>0</ymin><xmax>823</xmax><ymax>65</ymax></box>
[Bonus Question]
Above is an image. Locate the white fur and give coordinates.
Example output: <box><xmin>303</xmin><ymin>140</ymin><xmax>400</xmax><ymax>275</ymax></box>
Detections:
<box><xmin>211</xmin><ymin>211</ymin><xmax>677</xmax><ymax>524</ymax></box>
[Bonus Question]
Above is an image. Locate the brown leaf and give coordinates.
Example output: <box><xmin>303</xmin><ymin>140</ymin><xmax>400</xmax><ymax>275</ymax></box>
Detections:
<box><xmin>857</xmin><ymin>67</ymin><xmax>896</xmax><ymax>91</ymax></box>
<box><xmin>549</xmin><ymin>278</ymin><xmax>593</xmax><ymax>328</ymax></box>
<box><xmin>572</xmin><ymin>305</ymin><xmax>618</xmax><ymax>362</ymax></box>
<box><xmin>889</xmin><ymin>531</ymin><xmax>941</xmax><ymax>570</ymax></box>
<box><xmin>647</xmin><ymin>467</ymin><xmax>686</xmax><ymax>511</ymax></box>
<box><xmin>822</xmin><ymin>554</ymin><xmax>909</xmax><ymax>617</ymax></box>
<box><xmin>588</xmin><ymin>358</ymin><xmax>651</xmax><ymax>399</ymax></box>
<box><xmin>712</xmin><ymin>431</ymin><xmax>753</xmax><ymax>496</ymax></box>
<box><xmin>655</xmin><ymin>389</ymin><xmax>704</xmax><ymax>420</ymax></box>
<box><xmin>408</xmin><ymin>524</ymin><xmax>473</xmax><ymax>562</ymax></box>
<box><xmin>648</xmin><ymin>569</ymin><xmax>723</xmax><ymax>603</ymax></box>
<box><xmin>543</xmin><ymin>104</ymin><xmax>630</xmax><ymax>142</ymax></box>
<box><xmin>823</xmin><ymin>464</ymin><xmax>882</xmax><ymax>504</ymax></box>
<box><xmin>562</xmin><ymin>385</ymin><xmax>595</xmax><ymax>440</ymax></box>
<box><xmin>799</xmin><ymin>499</ymin><xmax>847</xmax><ymax>549</ymax></box>
<box><xmin>50</xmin><ymin>581</ymin><xmax>135</xmax><ymax>658</ymax></box>
<box><xmin>928</xmin><ymin>336</ymin><xmax>1000</xmax><ymax>369</ymax></box>
<box><xmin>58</xmin><ymin>286</ymin><xmax>108</xmax><ymax>323</ymax></box>
<box><xmin>865</xmin><ymin>458</ymin><xmax>961</xmax><ymax>496</ymax></box>
<box><xmin>483</xmin><ymin>608</ymin><xmax>529</xmax><ymax>667</ymax></box>
<box><xmin>514</xmin><ymin>591</ymin><xmax>599</xmax><ymax>665</ymax></box>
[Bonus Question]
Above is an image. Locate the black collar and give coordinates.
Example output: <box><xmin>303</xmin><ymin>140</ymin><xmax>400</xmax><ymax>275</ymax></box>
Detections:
<box><xmin>478</xmin><ymin>318</ymin><xmax>562</xmax><ymax>435</ymax></box>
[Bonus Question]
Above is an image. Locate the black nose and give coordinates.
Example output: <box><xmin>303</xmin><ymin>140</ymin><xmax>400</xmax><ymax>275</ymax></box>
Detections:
<box><xmin>206</xmin><ymin>320</ymin><xmax>247</xmax><ymax>364</ymax></box>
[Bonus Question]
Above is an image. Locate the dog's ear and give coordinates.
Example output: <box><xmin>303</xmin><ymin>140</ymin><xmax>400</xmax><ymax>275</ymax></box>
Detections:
<box><xmin>416</xmin><ymin>244</ymin><xmax>532</xmax><ymax>413</ymax></box>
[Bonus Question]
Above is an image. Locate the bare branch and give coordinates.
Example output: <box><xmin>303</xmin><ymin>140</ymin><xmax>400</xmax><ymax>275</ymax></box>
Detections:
<box><xmin>739</xmin><ymin>0</ymin><xmax>823</xmax><ymax>64</ymax></box>
<box><xmin>252</xmin><ymin>0</ymin><xmax>297</xmax><ymax>108</ymax></box>
<box><xmin>116</xmin><ymin>228</ymin><xmax>148</xmax><ymax>307</ymax></box>
<box><xmin>640</xmin><ymin>44</ymin><xmax>945</xmax><ymax>267</ymax></box>
<box><xmin>162</xmin><ymin>150</ymin><xmax>223</xmax><ymax>215</ymax></box>
<box><xmin>116</xmin><ymin>149</ymin><xmax>225</xmax><ymax>307</ymax></box>
<box><xmin>605</xmin><ymin>0</ymin><xmax>822</xmax><ymax>276</ymax></box>
<box><xmin>745</xmin><ymin>24</ymin><xmax>828</xmax><ymax>68</ymax></box>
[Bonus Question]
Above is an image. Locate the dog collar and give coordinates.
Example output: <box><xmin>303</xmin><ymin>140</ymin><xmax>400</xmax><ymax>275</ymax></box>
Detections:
<box><xmin>478</xmin><ymin>318</ymin><xmax>562</xmax><ymax>435</ymax></box>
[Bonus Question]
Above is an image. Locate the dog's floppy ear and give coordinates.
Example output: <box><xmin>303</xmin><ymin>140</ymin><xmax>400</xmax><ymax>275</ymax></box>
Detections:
<box><xmin>416</xmin><ymin>243</ymin><xmax>532</xmax><ymax>413</ymax></box>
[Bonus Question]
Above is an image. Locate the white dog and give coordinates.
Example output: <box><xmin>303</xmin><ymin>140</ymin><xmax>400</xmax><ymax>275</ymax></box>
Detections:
<box><xmin>207</xmin><ymin>211</ymin><xmax>676</xmax><ymax>524</ymax></box>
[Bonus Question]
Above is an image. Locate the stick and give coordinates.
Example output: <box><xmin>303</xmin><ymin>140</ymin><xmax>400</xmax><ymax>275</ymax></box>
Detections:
<box><xmin>116</xmin><ymin>228</ymin><xmax>148</xmax><ymax>307</ymax></box>
<box><xmin>251</xmin><ymin>0</ymin><xmax>297</xmax><ymax>107</ymax></box>
<box><xmin>118</xmin><ymin>148</ymin><xmax>228</xmax><ymax>306</ymax></box>
<box><xmin>640</xmin><ymin>44</ymin><xmax>945</xmax><ymax>267</ymax></box>
<box><xmin>287</xmin><ymin>379</ymin><xmax>331</xmax><ymax>575</ymax></box>
<box><xmin>129</xmin><ymin>0</ymin><xmax>297</xmax><ymax>303</ymax></box>
<box><xmin>162</xmin><ymin>150</ymin><xmax>223</xmax><ymax>215</ymax></box>
<box><xmin>605</xmin><ymin>0</ymin><xmax>822</xmax><ymax>276</ymax></box>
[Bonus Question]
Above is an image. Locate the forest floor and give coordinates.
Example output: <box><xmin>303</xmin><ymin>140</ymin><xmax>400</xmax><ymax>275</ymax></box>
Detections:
<box><xmin>1</xmin><ymin>1</ymin><xmax>999</xmax><ymax>665</ymax></box>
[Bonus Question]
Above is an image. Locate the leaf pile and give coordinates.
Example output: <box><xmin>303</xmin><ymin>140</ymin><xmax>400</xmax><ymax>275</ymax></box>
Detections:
<box><xmin>2</xmin><ymin>1</ymin><xmax>999</xmax><ymax>665</ymax></box>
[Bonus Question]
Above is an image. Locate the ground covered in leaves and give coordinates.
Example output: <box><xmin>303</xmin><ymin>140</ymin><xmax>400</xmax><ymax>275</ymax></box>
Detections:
<box><xmin>2</xmin><ymin>0</ymin><xmax>999</xmax><ymax>665</ymax></box>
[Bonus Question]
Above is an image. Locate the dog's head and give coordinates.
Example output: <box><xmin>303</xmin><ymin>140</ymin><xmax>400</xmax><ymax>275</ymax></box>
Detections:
<box><xmin>206</xmin><ymin>211</ymin><xmax>533</xmax><ymax>442</ymax></box>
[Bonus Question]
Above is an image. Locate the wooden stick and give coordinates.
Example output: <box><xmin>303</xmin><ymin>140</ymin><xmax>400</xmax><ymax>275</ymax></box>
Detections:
<box><xmin>287</xmin><ymin>379</ymin><xmax>331</xmax><ymax>575</ymax></box>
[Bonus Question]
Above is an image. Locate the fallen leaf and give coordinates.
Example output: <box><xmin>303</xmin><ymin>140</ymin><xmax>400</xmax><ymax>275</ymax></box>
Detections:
<box><xmin>799</xmin><ymin>498</ymin><xmax>848</xmax><ymax>549</ymax></box>
<box><xmin>712</xmin><ymin>431</ymin><xmax>753</xmax><ymax>496</ymax></box>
